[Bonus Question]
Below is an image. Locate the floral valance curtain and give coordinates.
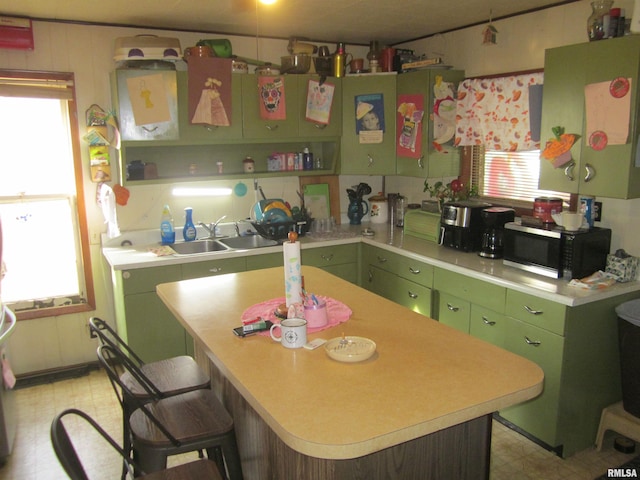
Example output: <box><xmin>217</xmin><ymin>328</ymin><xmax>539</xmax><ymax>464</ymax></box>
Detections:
<box><xmin>455</xmin><ymin>72</ymin><xmax>544</xmax><ymax>152</ymax></box>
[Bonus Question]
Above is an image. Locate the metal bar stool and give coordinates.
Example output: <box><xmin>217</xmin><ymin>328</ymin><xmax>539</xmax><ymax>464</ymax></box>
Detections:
<box><xmin>51</xmin><ymin>408</ymin><xmax>223</xmax><ymax>480</ymax></box>
<box><xmin>89</xmin><ymin>317</ymin><xmax>210</xmax><ymax>474</ymax></box>
<box><xmin>97</xmin><ymin>344</ymin><xmax>243</xmax><ymax>480</ymax></box>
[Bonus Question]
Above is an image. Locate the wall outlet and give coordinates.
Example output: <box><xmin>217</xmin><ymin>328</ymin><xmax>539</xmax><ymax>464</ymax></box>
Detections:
<box><xmin>594</xmin><ymin>202</ymin><xmax>602</xmax><ymax>222</ymax></box>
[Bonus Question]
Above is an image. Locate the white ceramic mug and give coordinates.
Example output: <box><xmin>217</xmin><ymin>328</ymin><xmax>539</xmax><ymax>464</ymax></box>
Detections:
<box><xmin>270</xmin><ymin>318</ymin><xmax>307</xmax><ymax>349</ymax></box>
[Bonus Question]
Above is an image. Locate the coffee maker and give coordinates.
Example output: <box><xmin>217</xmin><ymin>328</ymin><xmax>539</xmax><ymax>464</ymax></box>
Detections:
<box><xmin>479</xmin><ymin>207</ymin><xmax>516</xmax><ymax>259</ymax></box>
<box><xmin>439</xmin><ymin>201</ymin><xmax>492</xmax><ymax>252</ymax></box>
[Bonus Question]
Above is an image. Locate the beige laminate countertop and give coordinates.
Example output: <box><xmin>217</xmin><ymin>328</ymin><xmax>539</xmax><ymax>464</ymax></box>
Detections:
<box><xmin>157</xmin><ymin>266</ymin><xmax>544</xmax><ymax>460</ymax></box>
<box><xmin>104</xmin><ymin>223</ymin><xmax>640</xmax><ymax>307</ymax></box>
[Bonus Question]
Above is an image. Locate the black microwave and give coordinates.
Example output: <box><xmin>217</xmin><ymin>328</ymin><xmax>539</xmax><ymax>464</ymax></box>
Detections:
<box><xmin>503</xmin><ymin>222</ymin><xmax>612</xmax><ymax>279</ymax></box>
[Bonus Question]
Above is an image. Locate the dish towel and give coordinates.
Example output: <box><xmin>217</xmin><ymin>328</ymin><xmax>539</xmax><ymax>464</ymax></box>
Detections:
<box><xmin>241</xmin><ymin>295</ymin><xmax>352</xmax><ymax>336</ymax></box>
<box><xmin>98</xmin><ymin>183</ymin><xmax>120</xmax><ymax>239</ymax></box>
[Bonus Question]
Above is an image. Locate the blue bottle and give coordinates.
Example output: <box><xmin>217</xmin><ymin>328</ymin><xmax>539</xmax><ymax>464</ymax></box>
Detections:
<box><xmin>160</xmin><ymin>204</ymin><xmax>175</xmax><ymax>245</ymax></box>
<box><xmin>183</xmin><ymin>207</ymin><xmax>197</xmax><ymax>242</ymax></box>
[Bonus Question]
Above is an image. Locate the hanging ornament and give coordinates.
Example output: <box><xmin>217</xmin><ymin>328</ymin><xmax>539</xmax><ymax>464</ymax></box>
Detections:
<box><xmin>482</xmin><ymin>10</ymin><xmax>498</xmax><ymax>45</ymax></box>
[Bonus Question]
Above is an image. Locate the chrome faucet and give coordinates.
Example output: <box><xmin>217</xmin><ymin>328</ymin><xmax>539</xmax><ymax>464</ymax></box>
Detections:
<box><xmin>198</xmin><ymin>215</ymin><xmax>227</xmax><ymax>239</ymax></box>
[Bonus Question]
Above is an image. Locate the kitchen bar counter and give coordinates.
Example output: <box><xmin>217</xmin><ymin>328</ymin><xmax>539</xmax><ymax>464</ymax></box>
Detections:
<box><xmin>157</xmin><ymin>266</ymin><xmax>543</xmax><ymax>479</ymax></box>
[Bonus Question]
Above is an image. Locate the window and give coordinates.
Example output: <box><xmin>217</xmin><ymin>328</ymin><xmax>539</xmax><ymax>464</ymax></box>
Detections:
<box><xmin>470</xmin><ymin>146</ymin><xmax>570</xmax><ymax>207</ymax></box>
<box><xmin>0</xmin><ymin>70</ymin><xmax>94</xmax><ymax>319</ymax></box>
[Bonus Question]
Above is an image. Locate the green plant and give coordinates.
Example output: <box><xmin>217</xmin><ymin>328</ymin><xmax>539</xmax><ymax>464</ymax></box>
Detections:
<box><xmin>423</xmin><ymin>178</ymin><xmax>478</xmax><ymax>207</ymax></box>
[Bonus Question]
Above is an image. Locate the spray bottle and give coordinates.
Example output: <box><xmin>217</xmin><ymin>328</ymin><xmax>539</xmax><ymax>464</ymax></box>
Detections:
<box><xmin>160</xmin><ymin>205</ymin><xmax>175</xmax><ymax>245</ymax></box>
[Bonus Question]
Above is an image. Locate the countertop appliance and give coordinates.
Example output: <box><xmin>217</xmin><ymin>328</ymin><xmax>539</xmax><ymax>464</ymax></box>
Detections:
<box><xmin>503</xmin><ymin>221</ymin><xmax>612</xmax><ymax>279</ymax></box>
<box><xmin>479</xmin><ymin>207</ymin><xmax>515</xmax><ymax>259</ymax></box>
<box><xmin>0</xmin><ymin>305</ymin><xmax>16</xmax><ymax>463</ymax></box>
<box><xmin>440</xmin><ymin>200</ymin><xmax>492</xmax><ymax>252</ymax></box>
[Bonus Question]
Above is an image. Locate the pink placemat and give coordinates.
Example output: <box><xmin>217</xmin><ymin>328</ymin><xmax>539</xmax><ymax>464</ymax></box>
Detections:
<box><xmin>241</xmin><ymin>295</ymin><xmax>352</xmax><ymax>335</ymax></box>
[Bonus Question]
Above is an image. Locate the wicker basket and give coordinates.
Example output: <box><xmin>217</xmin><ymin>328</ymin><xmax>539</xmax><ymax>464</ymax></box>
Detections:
<box><xmin>251</xmin><ymin>220</ymin><xmax>310</xmax><ymax>241</ymax></box>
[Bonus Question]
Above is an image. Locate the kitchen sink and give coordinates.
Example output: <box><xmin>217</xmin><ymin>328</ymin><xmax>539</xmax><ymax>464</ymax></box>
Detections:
<box><xmin>171</xmin><ymin>239</ymin><xmax>230</xmax><ymax>255</ymax></box>
<box><xmin>217</xmin><ymin>235</ymin><xmax>278</xmax><ymax>250</ymax></box>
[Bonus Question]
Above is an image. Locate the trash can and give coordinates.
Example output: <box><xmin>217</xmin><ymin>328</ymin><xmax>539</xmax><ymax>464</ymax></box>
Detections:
<box><xmin>617</xmin><ymin>299</ymin><xmax>640</xmax><ymax>417</ymax></box>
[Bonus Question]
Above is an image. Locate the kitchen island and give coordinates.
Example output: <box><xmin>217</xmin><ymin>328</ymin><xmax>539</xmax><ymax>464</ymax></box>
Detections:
<box><xmin>157</xmin><ymin>266</ymin><xmax>543</xmax><ymax>479</ymax></box>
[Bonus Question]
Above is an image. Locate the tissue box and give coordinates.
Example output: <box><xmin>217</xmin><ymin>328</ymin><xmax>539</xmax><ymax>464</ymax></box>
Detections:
<box><xmin>606</xmin><ymin>254</ymin><xmax>639</xmax><ymax>282</ymax></box>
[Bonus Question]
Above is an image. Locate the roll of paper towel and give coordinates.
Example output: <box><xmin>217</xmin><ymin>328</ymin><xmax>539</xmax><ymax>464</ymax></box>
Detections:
<box><xmin>283</xmin><ymin>241</ymin><xmax>302</xmax><ymax>307</ymax></box>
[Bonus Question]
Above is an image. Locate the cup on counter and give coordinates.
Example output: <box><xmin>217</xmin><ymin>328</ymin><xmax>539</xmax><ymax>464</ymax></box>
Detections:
<box><xmin>270</xmin><ymin>318</ymin><xmax>307</xmax><ymax>349</ymax></box>
<box><xmin>304</xmin><ymin>300</ymin><xmax>328</xmax><ymax>329</ymax></box>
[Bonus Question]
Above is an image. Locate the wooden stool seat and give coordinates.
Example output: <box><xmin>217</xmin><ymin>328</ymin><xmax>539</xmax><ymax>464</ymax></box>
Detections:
<box><xmin>122</xmin><ymin>356</ymin><xmax>210</xmax><ymax>398</ymax></box>
<box><xmin>595</xmin><ymin>401</ymin><xmax>640</xmax><ymax>450</ymax></box>
<box><xmin>139</xmin><ymin>458</ymin><xmax>223</xmax><ymax>479</ymax></box>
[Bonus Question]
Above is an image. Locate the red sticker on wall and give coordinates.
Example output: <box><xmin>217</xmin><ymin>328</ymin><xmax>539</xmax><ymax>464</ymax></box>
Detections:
<box><xmin>589</xmin><ymin>130</ymin><xmax>608</xmax><ymax>150</ymax></box>
<box><xmin>610</xmin><ymin>77</ymin><xmax>630</xmax><ymax>98</ymax></box>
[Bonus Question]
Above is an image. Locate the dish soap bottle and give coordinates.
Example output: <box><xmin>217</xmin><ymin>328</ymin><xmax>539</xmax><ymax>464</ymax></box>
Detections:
<box><xmin>183</xmin><ymin>207</ymin><xmax>197</xmax><ymax>242</ymax></box>
<box><xmin>160</xmin><ymin>205</ymin><xmax>175</xmax><ymax>245</ymax></box>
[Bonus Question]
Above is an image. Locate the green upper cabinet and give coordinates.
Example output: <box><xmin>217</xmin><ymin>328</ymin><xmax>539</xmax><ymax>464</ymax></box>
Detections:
<box><xmin>178</xmin><ymin>72</ymin><xmax>244</xmax><ymax>142</ymax></box>
<box><xmin>113</xmin><ymin>68</ymin><xmax>179</xmax><ymax>141</ymax></box>
<box><xmin>540</xmin><ymin>36</ymin><xmax>640</xmax><ymax>198</ymax></box>
<box><xmin>340</xmin><ymin>74</ymin><xmax>397</xmax><ymax>175</ymax></box>
<box><xmin>297</xmin><ymin>75</ymin><xmax>342</xmax><ymax>137</ymax></box>
<box><xmin>395</xmin><ymin>69</ymin><xmax>465</xmax><ymax>178</ymax></box>
<box><xmin>241</xmin><ymin>74</ymin><xmax>299</xmax><ymax>139</ymax></box>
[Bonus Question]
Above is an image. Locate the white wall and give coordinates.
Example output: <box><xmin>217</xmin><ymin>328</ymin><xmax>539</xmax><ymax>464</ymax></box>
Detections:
<box><xmin>2</xmin><ymin>1</ymin><xmax>639</xmax><ymax>374</ymax></box>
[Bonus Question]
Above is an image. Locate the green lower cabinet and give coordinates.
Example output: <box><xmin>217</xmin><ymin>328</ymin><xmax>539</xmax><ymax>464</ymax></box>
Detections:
<box><xmin>302</xmin><ymin>244</ymin><xmax>359</xmax><ymax>284</ymax></box>
<box><xmin>246</xmin><ymin>252</ymin><xmax>282</xmax><ymax>270</ymax></box>
<box><xmin>388</xmin><ymin>276</ymin><xmax>431</xmax><ymax>317</ymax></box>
<box><xmin>436</xmin><ymin>292</ymin><xmax>470</xmax><ymax>333</ymax></box>
<box><xmin>500</xmin><ymin>316</ymin><xmax>564</xmax><ymax>449</ymax></box>
<box><xmin>469</xmin><ymin>305</ymin><xmax>506</xmax><ymax>346</ymax></box>
<box><xmin>123</xmin><ymin>292</ymin><xmax>189</xmax><ymax>363</ymax></box>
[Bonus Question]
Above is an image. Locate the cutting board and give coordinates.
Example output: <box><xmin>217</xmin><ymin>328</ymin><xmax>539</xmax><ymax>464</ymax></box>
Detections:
<box><xmin>303</xmin><ymin>183</ymin><xmax>330</xmax><ymax>220</ymax></box>
<box><xmin>299</xmin><ymin>175</ymin><xmax>341</xmax><ymax>223</ymax></box>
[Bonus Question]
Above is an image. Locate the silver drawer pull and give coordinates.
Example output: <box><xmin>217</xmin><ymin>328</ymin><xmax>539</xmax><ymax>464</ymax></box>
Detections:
<box><xmin>409</xmin><ymin>267</ymin><xmax>421</xmax><ymax>275</ymax></box>
<box><xmin>209</xmin><ymin>267</ymin><xmax>222</xmax><ymax>273</ymax></box>
<box><xmin>314</xmin><ymin>123</ymin><xmax>327</xmax><ymax>130</ymax></box>
<box><xmin>417</xmin><ymin>156</ymin><xmax>424</xmax><ymax>169</ymax></box>
<box><xmin>482</xmin><ymin>316</ymin><xmax>496</xmax><ymax>326</ymax></box>
<box><xmin>408</xmin><ymin>291</ymin><xmax>418</xmax><ymax>299</ymax></box>
<box><xmin>367</xmin><ymin>154</ymin><xmax>374</xmax><ymax>167</ymax></box>
<box><xmin>368</xmin><ymin>271</ymin><xmax>373</xmax><ymax>283</ymax></box>
<box><xmin>204</xmin><ymin>125</ymin><xmax>218</xmax><ymax>131</ymax></box>
<box><xmin>376</xmin><ymin>256</ymin><xmax>387</xmax><ymax>264</ymax></box>
<box><xmin>524</xmin><ymin>305</ymin><xmax>543</xmax><ymax>315</ymax></box>
<box><xmin>524</xmin><ymin>336</ymin><xmax>541</xmax><ymax>346</ymax></box>
<box><xmin>141</xmin><ymin>126</ymin><xmax>158</xmax><ymax>133</ymax></box>
<box><xmin>321</xmin><ymin>254</ymin><xmax>334</xmax><ymax>262</ymax></box>
<box><xmin>447</xmin><ymin>303</ymin><xmax>459</xmax><ymax>312</ymax></box>
<box><xmin>584</xmin><ymin>163</ymin><xmax>595</xmax><ymax>183</ymax></box>
<box><xmin>265</xmin><ymin>124</ymin><xmax>279</xmax><ymax>131</ymax></box>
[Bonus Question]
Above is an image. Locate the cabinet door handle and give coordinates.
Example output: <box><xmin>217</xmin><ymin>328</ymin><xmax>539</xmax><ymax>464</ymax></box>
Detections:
<box><xmin>321</xmin><ymin>254</ymin><xmax>334</xmax><ymax>262</ymax></box>
<box><xmin>564</xmin><ymin>161</ymin><xmax>575</xmax><ymax>181</ymax></box>
<box><xmin>122</xmin><ymin>271</ymin><xmax>131</xmax><ymax>280</ymax></box>
<box><xmin>447</xmin><ymin>303</ymin><xmax>459</xmax><ymax>312</ymax></box>
<box><xmin>367</xmin><ymin>154</ymin><xmax>374</xmax><ymax>167</ymax></box>
<box><xmin>584</xmin><ymin>163</ymin><xmax>595</xmax><ymax>183</ymax></box>
<box><xmin>368</xmin><ymin>270</ymin><xmax>373</xmax><ymax>283</ymax></box>
<box><xmin>409</xmin><ymin>267</ymin><xmax>420</xmax><ymax>275</ymax></box>
<box><xmin>482</xmin><ymin>316</ymin><xmax>496</xmax><ymax>326</ymax></box>
<box><xmin>314</xmin><ymin>123</ymin><xmax>327</xmax><ymax>130</ymax></box>
<box><xmin>524</xmin><ymin>336</ymin><xmax>542</xmax><ymax>347</ymax></box>
<box><xmin>417</xmin><ymin>156</ymin><xmax>424</xmax><ymax>169</ymax></box>
<box><xmin>141</xmin><ymin>126</ymin><xmax>158</xmax><ymax>133</ymax></box>
<box><xmin>376</xmin><ymin>255</ymin><xmax>387</xmax><ymax>264</ymax></box>
<box><xmin>408</xmin><ymin>291</ymin><xmax>418</xmax><ymax>299</ymax></box>
<box><xmin>204</xmin><ymin>125</ymin><xmax>218</xmax><ymax>131</ymax></box>
<box><xmin>523</xmin><ymin>305</ymin><xmax>543</xmax><ymax>315</ymax></box>
<box><xmin>265</xmin><ymin>124</ymin><xmax>279</xmax><ymax>131</ymax></box>
<box><xmin>209</xmin><ymin>267</ymin><xmax>222</xmax><ymax>273</ymax></box>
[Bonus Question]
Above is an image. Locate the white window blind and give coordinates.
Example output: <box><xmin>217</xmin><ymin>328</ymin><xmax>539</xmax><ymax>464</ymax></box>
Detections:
<box><xmin>471</xmin><ymin>145</ymin><xmax>570</xmax><ymax>204</ymax></box>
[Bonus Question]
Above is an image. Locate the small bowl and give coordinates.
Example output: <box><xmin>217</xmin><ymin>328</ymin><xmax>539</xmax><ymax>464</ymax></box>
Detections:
<box><xmin>281</xmin><ymin>54</ymin><xmax>311</xmax><ymax>74</ymax></box>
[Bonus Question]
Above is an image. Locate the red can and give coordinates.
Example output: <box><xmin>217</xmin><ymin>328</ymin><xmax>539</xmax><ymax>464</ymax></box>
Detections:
<box><xmin>533</xmin><ymin>197</ymin><xmax>563</xmax><ymax>224</ymax></box>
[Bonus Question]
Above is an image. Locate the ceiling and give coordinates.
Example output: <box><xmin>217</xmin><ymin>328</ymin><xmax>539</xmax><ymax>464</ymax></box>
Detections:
<box><xmin>2</xmin><ymin>0</ymin><xmax>577</xmax><ymax>45</ymax></box>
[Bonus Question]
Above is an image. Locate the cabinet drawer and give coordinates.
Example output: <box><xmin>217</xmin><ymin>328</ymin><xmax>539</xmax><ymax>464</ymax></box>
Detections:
<box><xmin>437</xmin><ymin>292</ymin><xmax>470</xmax><ymax>333</ymax></box>
<box><xmin>389</xmin><ymin>277</ymin><xmax>432</xmax><ymax>318</ymax></box>
<box><xmin>302</xmin><ymin>244</ymin><xmax>357</xmax><ymax>266</ymax></box>
<box><xmin>470</xmin><ymin>305</ymin><xmax>506</xmax><ymax>347</ymax></box>
<box><xmin>323</xmin><ymin>264</ymin><xmax>358</xmax><ymax>284</ymax></box>
<box><xmin>505</xmin><ymin>290</ymin><xmax>566</xmax><ymax>336</ymax></box>
<box><xmin>434</xmin><ymin>268</ymin><xmax>505</xmax><ymax>313</ymax></box>
<box><xmin>181</xmin><ymin>257</ymin><xmax>246</xmax><ymax>280</ymax></box>
<box><xmin>121</xmin><ymin>265</ymin><xmax>182</xmax><ymax>295</ymax></box>
<box><xmin>366</xmin><ymin>247</ymin><xmax>433</xmax><ymax>287</ymax></box>
<box><xmin>246</xmin><ymin>253</ymin><xmax>282</xmax><ymax>271</ymax></box>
